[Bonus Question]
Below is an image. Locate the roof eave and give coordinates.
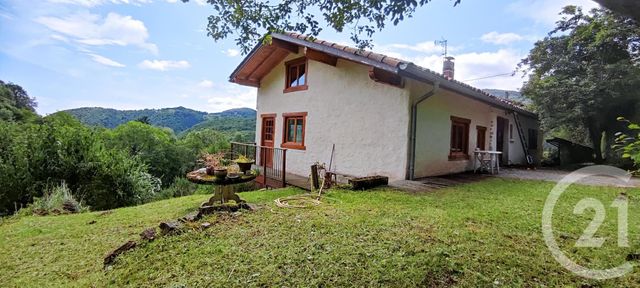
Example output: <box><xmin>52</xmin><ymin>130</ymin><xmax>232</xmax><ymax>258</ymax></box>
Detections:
<box><xmin>271</xmin><ymin>33</ymin><xmax>401</xmax><ymax>74</ymax></box>
<box><xmin>398</xmin><ymin>63</ymin><xmax>538</xmax><ymax>119</ymax></box>
<box><xmin>228</xmin><ymin>41</ymin><xmax>264</xmax><ymax>84</ymax></box>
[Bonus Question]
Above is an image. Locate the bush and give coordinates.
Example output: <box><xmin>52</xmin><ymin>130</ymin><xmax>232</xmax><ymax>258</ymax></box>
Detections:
<box><xmin>21</xmin><ymin>182</ymin><xmax>88</xmax><ymax>216</ymax></box>
<box><xmin>102</xmin><ymin>121</ymin><xmax>191</xmax><ymax>187</ymax></box>
<box><xmin>614</xmin><ymin>118</ymin><xmax>640</xmax><ymax>171</ymax></box>
<box><xmin>155</xmin><ymin>177</ymin><xmax>198</xmax><ymax>200</ymax></box>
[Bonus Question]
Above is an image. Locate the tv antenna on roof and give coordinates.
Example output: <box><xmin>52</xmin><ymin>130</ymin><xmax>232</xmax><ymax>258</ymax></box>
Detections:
<box><xmin>434</xmin><ymin>38</ymin><xmax>448</xmax><ymax>58</ymax></box>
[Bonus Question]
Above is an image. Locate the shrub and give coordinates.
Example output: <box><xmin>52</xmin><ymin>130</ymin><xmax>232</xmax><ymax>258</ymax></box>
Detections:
<box><xmin>155</xmin><ymin>177</ymin><xmax>198</xmax><ymax>200</ymax></box>
<box><xmin>614</xmin><ymin>118</ymin><xmax>640</xmax><ymax>171</ymax></box>
<box><xmin>22</xmin><ymin>182</ymin><xmax>88</xmax><ymax>216</ymax></box>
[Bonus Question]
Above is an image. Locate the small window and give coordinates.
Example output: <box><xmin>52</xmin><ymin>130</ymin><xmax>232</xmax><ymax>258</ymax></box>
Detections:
<box><xmin>282</xmin><ymin>112</ymin><xmax>307</xmax><ymax>150</ymax></box>
<box><xmin>476</xmin><ymin>126</ymin><xmax>487</xmax><ymax>150</ymax></box>
<box><xmin>450</xmin><ymin>116</ymin><xmax>470</xmax><ymax>160</ymax></box>
<box><xmin>284</xmin><ymin>57</ymin><xmax>308</xmax><ymax>93</ymax></box>
<box><xmin>528</xmin><ymin>129</ymin><xmax>538</xmax><ymax>150</ymax></box>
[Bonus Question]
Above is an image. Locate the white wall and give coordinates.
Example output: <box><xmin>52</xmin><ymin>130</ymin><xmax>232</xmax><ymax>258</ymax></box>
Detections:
<box><xmin>256</xmin><ymin>52</ymin><xmax>411</xmax><ymax>181</ymax></box>
<box><xmin>410</xmin><ymin>80</ymin><xmax>540</xmax><ymax>178</ymax></box>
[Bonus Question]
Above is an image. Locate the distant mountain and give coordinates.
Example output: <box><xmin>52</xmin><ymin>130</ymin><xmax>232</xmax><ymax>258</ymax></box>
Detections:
<box><xmin>62</xmin><ymin>106</ymin><xmax>256</xmax><ymax>134</ymax></box>
<box><xmin>482</xmin><ymin>89</ymin><xmax>530</xmax><ymax>105</ymax></box>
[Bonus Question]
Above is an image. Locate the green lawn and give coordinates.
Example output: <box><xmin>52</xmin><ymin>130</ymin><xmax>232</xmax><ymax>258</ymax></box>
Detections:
<box><xmin>1</xmin><ymin>178</ymin><xmax>639</xmax><ymax>287</ymax></box>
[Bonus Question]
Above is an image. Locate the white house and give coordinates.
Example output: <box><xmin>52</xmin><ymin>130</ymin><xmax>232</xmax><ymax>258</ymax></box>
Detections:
<box><xmin>229</xmin><ymin>33</ymin><xmax>541</xmax><ymax>186</ymax></box>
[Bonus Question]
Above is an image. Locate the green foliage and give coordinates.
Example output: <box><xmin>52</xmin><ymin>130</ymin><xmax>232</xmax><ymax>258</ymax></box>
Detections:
<box><xmin>0</xmin><ymin>112</ymin><xmax>162</xmax><ymax>214</ymax></box>
<box><xmin>2</xmin><ymin>181</ymin><xmax>640</xmax><ymax>286</ymax></box>
<box><xmin>102</xmin><ymin>121</ymin><xmax>191</xmax><ymax>186</ymax></box>
<box><xmin>20</xmin><ymin>182</ymin><xmax>88</xmax><ymax>216</ymax></box>
<box><xmin>0</xmin><ymin>80</ymin><xmax>37</xmax><ymax>111</ymax></box>
<box><xmin>614</xmin><ymin>118</ymin><xmax>640</xmax><ymax>171</ymax></box>
<box><xmin>519</xmin><ymin>6</ymin><xmax>640</xmax><ymax>162</ymax></box>
<box><xmin>181</xmin><ymin>0</ymin><xmax>461</xmax><ymax>53</ymax></box>
<box><xmin>63</xmin><ymin>106</ymin><xmax>256</xmax><ymax>134</ymax></box>
<box><xmin>0</xmin><ymin>81</ymin><xmax>39</xmax><ymax>122</ymax></box>
<box><xmin>0</xmin><ymin>81</ymin><xmax>254</xmax><ymax>214</ymax></box>
<box><xmin>154</xmin><ymin>177</ymin><xmax>199</xmax><ymax>200</ymax></box>
<box><xmin>179</xmin><ymin>129</ymin><xmax>231</xmax><ymax>156</ymax></box>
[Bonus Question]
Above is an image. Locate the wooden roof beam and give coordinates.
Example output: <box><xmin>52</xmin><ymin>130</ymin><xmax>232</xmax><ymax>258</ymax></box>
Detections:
<box><xmin>305</xmin><ymin>48</ymin><xmax>338</xmax><ymax>66</ymax></box>
<box><xmin>271</xmin><ymin>38</ymin><xmax>299</xmax><ymax>53</ymax></box>
<box><xmin>232</xmin><ymin>77</ymin><xmax>260</xmax><ymax>88</ymax></box>
<box><xmin>369</xmin><ymin>67</ymin><xmax>403</xmax><ymax>88</ymax></box>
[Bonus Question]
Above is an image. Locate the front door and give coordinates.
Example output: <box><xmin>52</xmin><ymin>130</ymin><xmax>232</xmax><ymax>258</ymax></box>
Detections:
<box><xmin>260</xmin><ymin>116</ymin><xmax>275</xmax><ymax>168</ymax></box>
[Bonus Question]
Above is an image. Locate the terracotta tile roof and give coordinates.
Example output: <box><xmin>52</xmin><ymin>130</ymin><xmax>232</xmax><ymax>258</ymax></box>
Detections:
<box><xmin>285</xmin><ymin>32</ymin><xmax>404</xmax><ymax>68</ymax></box>
<box><xmin>279</xmin><ymin>32</ymin><xmax>533</xmax><ymax>116</ymax></box>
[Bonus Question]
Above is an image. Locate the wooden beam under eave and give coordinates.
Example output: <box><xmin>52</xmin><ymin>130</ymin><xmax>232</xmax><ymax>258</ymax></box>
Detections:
<box><xmin>233</xmin><ymin>78</ymin><xmax>260</xmax><ymax>88</ymax></box>
<box><xmin>271</xmin><ymin>38</ymin><xmax>299</xmax><ymax>54</ymax></box>
<box><xmin>305</xmin><ymin>48</ymin><xmax>338</xmax><ymax>66</ymax></box>
<box><xmin>247</xmin><ymin>49</ymin><xmax>289</xmax><ymax>83</ymax></box>
<box><xmin>369</xmin><ymin>67</ymin><xmax>403</xmax><ymax>88</ymax></box>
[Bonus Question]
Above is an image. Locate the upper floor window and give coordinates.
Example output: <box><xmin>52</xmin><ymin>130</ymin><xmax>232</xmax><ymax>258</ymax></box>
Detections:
<box><xmin>284</xmin><ymin>57</ymin><xmax>308</xmax><ymax>93</ymax></box>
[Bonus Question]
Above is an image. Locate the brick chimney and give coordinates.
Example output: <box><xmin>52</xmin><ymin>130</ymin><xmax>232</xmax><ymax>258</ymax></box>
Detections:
<box><xmin>443</xmin><ymin>56</ymin><xmax>455</xmax><ymax>80</ymax></box>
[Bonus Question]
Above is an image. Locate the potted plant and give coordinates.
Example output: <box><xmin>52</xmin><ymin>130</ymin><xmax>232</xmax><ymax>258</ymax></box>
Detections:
<box><xmin>235</xmin><ymin>154</ymin><xmax>255</xmax><ymax>174</ymax></box>
<box><xmin>201</xmin><ymin>152</ymin><xmax>226</xmax><ymax>177</ymax></box>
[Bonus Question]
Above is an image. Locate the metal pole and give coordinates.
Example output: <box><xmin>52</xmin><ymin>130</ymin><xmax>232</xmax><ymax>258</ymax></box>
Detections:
<box><xmin>282</xmin><ymin>149</ymin><xmax>287</xmax><ymax>187</ymax></box>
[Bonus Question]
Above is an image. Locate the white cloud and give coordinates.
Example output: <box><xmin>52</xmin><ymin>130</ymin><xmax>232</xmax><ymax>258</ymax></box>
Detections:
<box><xmin>138</xmin><ymin>59</ymin><xmax>190</xmax><ymax>71</ymax></box>
<box><xmin>380</xmin><ymin>42</ymin><xmax>527</xmax><ymax>90</ymax></box>
<box><xmin>198</xmin><ymin>80</ymin><xmax>214</xmax><ymax>88</ymax></box>
<box><xmin>480</xmin><ymin>31</ymin><xmax>524</xmax><ymax>45</ymax></box>
<box><xmin>411</xmin><ymin>49</ymin><xmax>526</xmax><ymax>90</ymax></box>
<box><xmin>224</xmin><ymin>48</ymin><xmax>240</xmax><ymax>57</ymax></box>
<box><xmin>88</xmin><ymin>53</ymin><xmax>125</xmax><ymax>67</ymax></box>
<box><xmin>194</xmin><ymin>0</ymin><xmax>207</xmax><ymax>5</ymax></box>
<box><xmin>36</xmin><ymin>11</ymin><xmax>158</xmax><ymax>54</ymax></box>
<box><xmin>166</xmin><ymin>0</ymin><xmax>179</xmax><ymax>2</ymax></box>
<box><xmin>46</xmin><ymin>0</ymin><xmax>151</xmax><ymax>7</ymax></box>
<box><xmin>508</xmin><ymin>0</ymin><xmax>600</xmax><ymax>26</ymax></box>
<box><xmin>204</xmin><ymin>85</ymin><xmax>256</xmax><ymax>112</ymax></box>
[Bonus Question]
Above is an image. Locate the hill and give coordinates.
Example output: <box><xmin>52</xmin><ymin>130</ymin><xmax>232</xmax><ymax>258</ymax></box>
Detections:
<box><xmin>62</xmin><ymin>106</ymin><xmax>256</xmax><ymax>134</ymax></box>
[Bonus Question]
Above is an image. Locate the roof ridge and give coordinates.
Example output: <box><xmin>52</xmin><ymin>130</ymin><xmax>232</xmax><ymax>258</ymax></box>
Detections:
<box><xmin>274</xmin><ymin>32</ymin><xmax>533</xmax><ymax>114</ymax></box>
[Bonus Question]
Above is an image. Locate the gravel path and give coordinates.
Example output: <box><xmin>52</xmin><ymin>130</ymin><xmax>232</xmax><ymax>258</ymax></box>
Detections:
<box><xmin>498</xmin><ymin>167</ymin><xmax>640</xmax><ymax>187</ymax></box>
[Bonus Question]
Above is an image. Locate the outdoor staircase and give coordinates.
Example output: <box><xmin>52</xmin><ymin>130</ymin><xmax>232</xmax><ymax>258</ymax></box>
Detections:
<box><xmin>512</xmin><ymin>112</ymin><xmax>534</xmax><ymax>165</ymax></box>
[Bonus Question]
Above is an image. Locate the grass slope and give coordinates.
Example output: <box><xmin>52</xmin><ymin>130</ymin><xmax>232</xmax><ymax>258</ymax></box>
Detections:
<box><xmin>1</xmin><ymin>179</ymin><xmax>639</xmax><ymax>287</ymax></box>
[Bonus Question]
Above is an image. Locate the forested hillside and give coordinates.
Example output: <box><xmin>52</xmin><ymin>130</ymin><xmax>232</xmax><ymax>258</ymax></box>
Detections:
<box><xmin>63</xmin><ymin>106</ymin><xmax>256</xmax><ymax>134</ymax></box>
<box><xmin>0</xmin><ymin>80</ymin><xmax>255</xmax><ymax>215</ymax></box>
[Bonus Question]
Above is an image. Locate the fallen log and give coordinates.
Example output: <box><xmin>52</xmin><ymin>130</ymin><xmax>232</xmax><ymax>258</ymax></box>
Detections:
<box><xmin>348</xmin><ymin>176</ymin><xmax>389</xmax><ymax>190</ymax></box>
<box><xmin>104</xmin><ymin>241</ymin><xmax>137</xmax><ymax>267</ymax></box>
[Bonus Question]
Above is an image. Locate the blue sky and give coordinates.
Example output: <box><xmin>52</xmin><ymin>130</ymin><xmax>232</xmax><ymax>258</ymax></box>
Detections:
<box><xmin>0</xmin><ymin>0</ymin><xmax>598</xmax><ymax>115</ymax></box>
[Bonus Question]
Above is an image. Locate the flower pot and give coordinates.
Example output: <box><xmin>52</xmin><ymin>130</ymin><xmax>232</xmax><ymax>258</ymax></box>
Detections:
<box><xmin>213</xmin><ymin>168</ymin><xmax>228</xmax><ymax>178</ymax></box>
<box><xmin>236</xmin><ymin>161</ymin><xmax>254</xmax><ymax>173</ymax></box>
<box><xmin>205</xmin><ymin>166</ymin><xmax>215</xmax><ymax>175</ymax></box>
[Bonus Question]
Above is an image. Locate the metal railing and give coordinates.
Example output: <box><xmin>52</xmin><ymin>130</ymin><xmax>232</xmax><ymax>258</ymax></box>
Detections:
<box><xmin>229</xmin><ymin>142</ymin><xmax>287</xmax><ymax>188</ymax></box>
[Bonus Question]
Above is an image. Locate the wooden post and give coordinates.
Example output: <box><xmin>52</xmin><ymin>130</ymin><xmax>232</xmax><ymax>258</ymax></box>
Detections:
<box><xmin>282</xmin><ymin>149</ymin><xmax>287</xmax><ymax>187</ymax></box>
<box><xmin>263</xmin><ymin>147</ymin><xmax>268</xmax><ymax>187</ymax></box>
<box><xmin>311</xmin><ymin>164</ymin><xmax>319</xmax><ymax>190</ymax></box>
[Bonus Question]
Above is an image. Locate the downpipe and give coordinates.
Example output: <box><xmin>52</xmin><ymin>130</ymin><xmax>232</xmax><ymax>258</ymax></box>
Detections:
<box><xmin>407</xmin><ymin>82</ymin><xmax>439</xmax><ymax>180</ymax></box>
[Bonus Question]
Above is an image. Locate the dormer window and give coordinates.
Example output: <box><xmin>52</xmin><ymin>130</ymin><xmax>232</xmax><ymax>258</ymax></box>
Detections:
<box><xmin>284</xmin><ymin>57</ymin><xmax>308</xmax><ymax>93</ymax></box>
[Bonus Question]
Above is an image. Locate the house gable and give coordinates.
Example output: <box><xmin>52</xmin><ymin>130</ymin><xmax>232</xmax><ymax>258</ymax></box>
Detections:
<box><xmin>230</xmin><ymin>32</ymin><xmax>536</xmax><ymax>119</ymax></box>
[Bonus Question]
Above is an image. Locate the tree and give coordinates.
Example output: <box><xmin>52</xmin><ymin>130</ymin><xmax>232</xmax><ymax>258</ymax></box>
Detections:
<box><xmin>519</xmin><ymin>6</ymin><xmax>640</xmax><ymax>162</ymax></box>
<box><xmin>182</xmin><ymin>0</ymin><xmax>460</xmax><ymax>53</ymax></box>
<box><xmin>0</xmin><ymin>80</ymin><xmax>37</xmax><ymax>111</ymax></box>
<box><xmin>102</xmin><ymin>121</ymin><xmax>191</xmax><ymax>186</ymax></box>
